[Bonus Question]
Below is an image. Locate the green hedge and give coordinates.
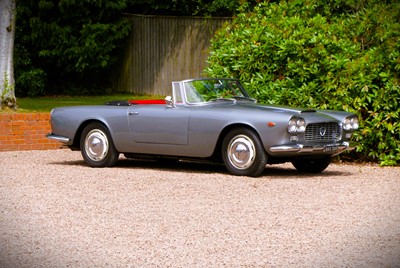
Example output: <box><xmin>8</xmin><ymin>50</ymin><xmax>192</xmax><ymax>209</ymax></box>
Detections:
<box><xmin>204</xmin><ymin>0</ymin><xmax>400</xmax><ymax>165</ymax></box>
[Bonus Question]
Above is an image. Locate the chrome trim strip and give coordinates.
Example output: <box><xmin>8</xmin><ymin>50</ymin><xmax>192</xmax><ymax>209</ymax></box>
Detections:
<box><xmin>46</xmin><ymin>133</ymin><xmax>70</xmax><ymax>143</ymax></box>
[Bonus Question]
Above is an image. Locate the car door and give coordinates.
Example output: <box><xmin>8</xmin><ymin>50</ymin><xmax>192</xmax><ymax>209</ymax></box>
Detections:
<box><xmin>128</xmin><ymin>104</ymin><xmax>190</xmax><ymax>145</ymax></box>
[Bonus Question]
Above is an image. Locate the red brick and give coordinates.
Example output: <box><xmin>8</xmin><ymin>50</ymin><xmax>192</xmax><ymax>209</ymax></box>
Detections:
<box><xmin>0</xmin><ymin>112</ymin><xmax>59</xmax><ymax>151</ymax></box>
<box><xmin>0</xmin><ymin>114</ymin><xmax>11</xmax><ymax>121</ymax></box>
<box><xmin>13</xmin><ymin>114</ymin><xmax>25</xmax><ymax>120</ymax></box>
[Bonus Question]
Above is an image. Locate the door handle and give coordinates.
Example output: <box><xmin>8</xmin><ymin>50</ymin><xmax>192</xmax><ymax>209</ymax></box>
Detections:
<box><xmin>128</xmin><ymin>111</ymin><xmax>139</xmax><ymax>115</ymax></box>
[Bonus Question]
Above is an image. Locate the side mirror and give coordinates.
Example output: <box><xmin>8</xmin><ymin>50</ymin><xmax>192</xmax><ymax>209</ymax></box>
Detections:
<box><xmin>165</xmin><ymin>96</ymin><xmax>174</xmax><ymax>108</ymax></box>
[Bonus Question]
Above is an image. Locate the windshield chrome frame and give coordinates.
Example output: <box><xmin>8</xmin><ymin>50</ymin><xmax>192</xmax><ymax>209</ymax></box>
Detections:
<box><xmin>180</xmin><ymin>78</ymin><xmax>251</xmax><ymax>106</ymax></box>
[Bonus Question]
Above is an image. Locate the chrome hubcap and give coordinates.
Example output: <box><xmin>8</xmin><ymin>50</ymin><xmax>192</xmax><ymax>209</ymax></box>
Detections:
<box><xmin>227</xmin><ymin>135</ymin><xmax>256</xmax><ymax>170</ymax></box>
<box><xmin>85</xmin><ymin>129</ymin><xmax>109</xmax><ymax>161</ymax></box>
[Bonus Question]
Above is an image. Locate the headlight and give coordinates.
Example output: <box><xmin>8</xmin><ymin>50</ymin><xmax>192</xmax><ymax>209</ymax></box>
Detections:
<box><xmin>351</xmin><ymin>117</ymin><xmax>359</xmax><ymax>130</ymax></box>
<box><xmin>288</xmin><ymin>125</ymin><xmax>297</xmax><ymax>133</ymax></box>
<box><xmin>343</xmin><ymin>116</ymin><xmax>359</xmax><ymax>131</ymax></box>
<box><xmin>288</xmin><ymin>117</ymin><xmax>306</xmax><ymax>133</ymax></box>
<box><xmin>343</xmin><ymin>118</ymin><xmax>352</xmax><ymax>130</ymax></box>
<box><xmin>288</xmin><ymin>119</ymin><xmax>297</xmax><ymax>133</ymax></box>
<box><xmin>297</xmin><ymin>118</ymin><xmax>306</xmax><ymax>133</ymax></box>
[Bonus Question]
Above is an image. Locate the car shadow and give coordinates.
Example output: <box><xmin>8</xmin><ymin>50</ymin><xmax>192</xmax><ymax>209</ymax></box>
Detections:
<box><xmin>51</xmin><ymin>157</ymin><xmax>353</xmax><ymax>178</ymax></box>
<box><xmin>261</xmin><ymin>165</ymin><xmax>352</xmax><ymax>178</ymax></box>
<box><xmin>117</xmin><ymin>158</ymin><xmax>228</xmax><ymax>175</ymax></box>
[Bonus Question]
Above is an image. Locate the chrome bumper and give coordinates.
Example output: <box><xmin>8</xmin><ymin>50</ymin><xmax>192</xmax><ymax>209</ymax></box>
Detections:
<box><xmin>270</xmin><ymin>142</ymin><xmax>355</xmax><ymax>155</ymax></box>
<box><xmin>46</xmin><ymin>133</ymin><xmax>70</xmax><ymax>143</ymax></box>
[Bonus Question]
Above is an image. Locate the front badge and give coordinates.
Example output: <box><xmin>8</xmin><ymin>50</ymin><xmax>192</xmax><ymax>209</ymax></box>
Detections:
<box><xmin>319</xmin><ymin>127</ymin><xmax>326</xmax><ymax>137</ymax></box>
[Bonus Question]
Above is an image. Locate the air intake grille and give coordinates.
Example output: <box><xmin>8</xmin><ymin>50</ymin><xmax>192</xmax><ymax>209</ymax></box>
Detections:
<box><xmin>305</xmin><ymin>123</ymin><xmax>342</xmax><ymax>142</ymax></box>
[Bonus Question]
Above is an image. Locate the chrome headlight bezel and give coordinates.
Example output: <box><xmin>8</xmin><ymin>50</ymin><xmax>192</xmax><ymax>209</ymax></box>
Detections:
<box><xmin>288</xmin><ymin>117</ymin><xmax>306</xmax><ymax>133</ymax></box>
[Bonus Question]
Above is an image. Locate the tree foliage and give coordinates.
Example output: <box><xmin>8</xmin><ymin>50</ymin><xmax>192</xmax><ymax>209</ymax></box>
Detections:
<box><xmin>205</xmin><ymin>0</ymin><xmax>400</xmax><ymax>165</ymax></box>
<box><xmin>126</xmin><ymin>0</ymin><xmax>259</xmax><ymax>16</ymax></box>
<box><xmin>15</xmin><ymin>0</ymin><xmax>258</xmax><ymax>97</ymax></box>
<box><xmin>15</xmin><ymin>0</ymin><xmax>131</xmax><ymax>96</ymax></box>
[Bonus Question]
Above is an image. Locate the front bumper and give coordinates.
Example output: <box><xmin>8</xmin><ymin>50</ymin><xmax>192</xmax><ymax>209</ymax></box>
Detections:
<box><xmin>269</xmin><ymin>141</ymin><xmax>355</xmax><ymax>155</ymax></box>
<box><xmin>46</xmin><ymin>133</ymin><xmax>70</xmax><ymax>143</ymax></box>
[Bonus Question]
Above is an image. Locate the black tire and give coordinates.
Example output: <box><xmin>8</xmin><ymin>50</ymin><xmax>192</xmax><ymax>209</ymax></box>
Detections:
<box><xmin>291</xmin><ymin>157</ymin><xmax>331</xmax><ymax>173</ymax></box>
<box><xmin>80</xmin><ymin>122</ymin><xmax>119</xmax><ymax>167</ymax></box>
<box><xmin>222</xmin><ymin>128</ymin><xmax>267</xmax><ymax>177</ymax></box>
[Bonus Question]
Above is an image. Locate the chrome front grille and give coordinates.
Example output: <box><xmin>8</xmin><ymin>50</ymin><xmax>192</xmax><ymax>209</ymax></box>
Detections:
<box><xmin>305</xmin><ymin>122</ymin><xmax>342</xmax><ymax>142</ymax></box>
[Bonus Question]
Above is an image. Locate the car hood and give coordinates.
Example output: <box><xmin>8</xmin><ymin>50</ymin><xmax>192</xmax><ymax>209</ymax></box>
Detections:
<box><xmin>228</xmin><ymin>101</ymin><xmax>316</xmax><ymax>114</ymax></box>
<box><xmin>254</xmin><ymin>103</ymin><xmax>316</xmax><ymax>114</ymax></box>
<box><xmin>208</xmin><ymin>101</ymin><xmax>352</xmax><ymax>122</ymax></box>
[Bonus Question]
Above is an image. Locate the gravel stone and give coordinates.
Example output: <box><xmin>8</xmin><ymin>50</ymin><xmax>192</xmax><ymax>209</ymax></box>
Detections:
<box><xmin>0</xmin><ymin>149</ymin><xmax>399</xmax><ymax>267</ymax></box>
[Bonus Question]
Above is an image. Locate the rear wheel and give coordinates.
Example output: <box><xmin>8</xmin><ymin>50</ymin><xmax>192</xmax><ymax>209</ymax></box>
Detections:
<box><xmin>222</xmin><ymin>128</ymin><xmax>267</xmax><ymax>177</ymax></box>
<box><xmin>80</xmin><ymin>122</ymin><xmax>119</xmax><ymax>167</ymax></box>
<box><xmin>291</xmin><ymin>157</ymin><xmax>331</xmax><ymax>173</ymax></box>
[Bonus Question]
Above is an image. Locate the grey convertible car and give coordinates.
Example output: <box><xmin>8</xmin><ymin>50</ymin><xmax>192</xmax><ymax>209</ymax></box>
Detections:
<box><xmin>47</xmin><ymin>78</ymin><xmax>359</xmax><ymax>177</ymax></box>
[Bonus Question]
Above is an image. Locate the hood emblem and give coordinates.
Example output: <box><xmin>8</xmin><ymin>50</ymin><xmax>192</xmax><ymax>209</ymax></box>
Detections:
<box><xmin>319</xmin><ymin>127</ymin><xmax>326</xmax><ymax>137</ymax></box>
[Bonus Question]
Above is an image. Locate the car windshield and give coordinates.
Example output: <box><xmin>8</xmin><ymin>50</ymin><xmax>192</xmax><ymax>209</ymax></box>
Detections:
<box><xmin>183</xmin><ymin>79</ymin><xmax>250</xmax><ymax>104</ymax></box>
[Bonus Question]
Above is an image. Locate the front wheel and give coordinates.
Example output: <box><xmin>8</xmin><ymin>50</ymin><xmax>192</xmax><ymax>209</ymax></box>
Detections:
<box><xmin>291</xmin><ymin>157</ymin><xmax>331</xmax><ymax>173</ymax></box>
<box><xmin>80</xmin><ymin>122</ymin><xmax>119</xmax><ymax>167</ymax></box>
<box><xmin>222</xmin><ymin>128</ymin><xmax>267</xmax><ymax>177</ymax></box>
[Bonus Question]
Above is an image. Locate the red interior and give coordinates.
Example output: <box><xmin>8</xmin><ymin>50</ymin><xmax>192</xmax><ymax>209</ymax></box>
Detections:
<box><xmin>128</xmin><ymin>99</ymin><xmax>166</xmax><ymax>105</ymax></box>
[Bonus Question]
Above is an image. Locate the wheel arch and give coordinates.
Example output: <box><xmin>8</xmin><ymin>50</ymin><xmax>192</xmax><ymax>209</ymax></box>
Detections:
<box><xmin>71</xmin><ymin>119</ymin><xmax>110</xmax><ymax>150</ymax></box>
<box><xmin>212</xmin><ymin>123</ymin><xmax>265</xmax><ymax>159</ymax></box>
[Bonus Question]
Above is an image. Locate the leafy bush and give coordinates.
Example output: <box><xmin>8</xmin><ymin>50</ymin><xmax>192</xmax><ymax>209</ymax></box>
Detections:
<box><xmin>14</xmin><ymin>44</ymin><xmax>46</xmax><ymax>97</ymax></box>
<box><xmin>16</xmin><ymin>68</ymin><xmax>47</xmax><ymax>97</ymax></box>
<box><xmin>204</xmin><ymin>0</ymin><xmax>400</xmax><ymax>165</ymax></box>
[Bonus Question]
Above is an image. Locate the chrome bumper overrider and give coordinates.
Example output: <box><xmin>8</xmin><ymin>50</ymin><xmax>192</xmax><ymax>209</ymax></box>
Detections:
<box><xmin>46</xmin><ymin>133</ymin><xmax>70</xmax><ymax>143</ymax></box>
<box><xmin>269</xmin><ymin>142</ymin><xmax>355</xmax><ymax>154</ymax></box>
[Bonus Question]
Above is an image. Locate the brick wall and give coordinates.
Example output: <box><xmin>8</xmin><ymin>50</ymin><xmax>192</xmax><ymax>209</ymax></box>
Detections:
<box><xmin>0</xmin><ymin>113</ymin><xmax>63</xmax><ymax>151</ymax></box>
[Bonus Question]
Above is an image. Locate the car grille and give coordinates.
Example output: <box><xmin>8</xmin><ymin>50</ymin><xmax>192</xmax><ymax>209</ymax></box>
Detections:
<box><xmin>305</xmin><ymin>122</ymin><xmax>342</xmax><ymax>142</ymax></box>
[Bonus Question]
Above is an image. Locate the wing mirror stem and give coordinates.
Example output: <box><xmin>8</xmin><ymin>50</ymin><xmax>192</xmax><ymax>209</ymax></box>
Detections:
<box><xmin>165</xmin><ymin>96</ymin><xmax>175</xmax><ymax>108</ymax></box>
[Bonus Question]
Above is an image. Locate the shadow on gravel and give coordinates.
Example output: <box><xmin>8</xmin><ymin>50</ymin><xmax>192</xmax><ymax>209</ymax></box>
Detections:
<box><xmin>51</xmin><ymin>158</ymin><xmax>353</xmax><ymax>178</ymax></box>
<box><xmin>118</xmin><ymin>158</ymin><xmax>232</xmax><ymax>176</ymax></box>
<box><xmin>263</xmin><ymin>166</ymin><xmax>352</xmax><ymax>178</ymax></box>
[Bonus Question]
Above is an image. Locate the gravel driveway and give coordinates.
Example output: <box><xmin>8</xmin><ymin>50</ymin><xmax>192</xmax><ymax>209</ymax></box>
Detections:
<box><xmin>0</xmin><ymin>149</ymin><xmax>399</xmax><ymax>267</ymax></box>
